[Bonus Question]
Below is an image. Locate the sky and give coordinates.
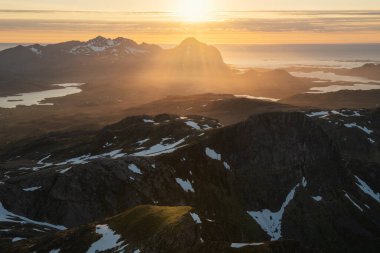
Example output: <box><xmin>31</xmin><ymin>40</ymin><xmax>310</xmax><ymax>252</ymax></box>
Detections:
<box><xmin>0</xmin><ymin>0</ymin><xmax>380</xmax><ymax>44</ymax></box>
<box><xmin>1</xmin><ymin>0</ymin><xmax>380</xmax><ymax>11</ymax></box>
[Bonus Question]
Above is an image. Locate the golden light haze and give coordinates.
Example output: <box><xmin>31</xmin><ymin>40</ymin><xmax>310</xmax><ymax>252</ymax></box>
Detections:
<box><xmin>1</xmin><ymin>0</ymin><xmax>380</xmax><ymax>11</ymax></box>
<box><xmin>0</xmin><ymin>0</ymin><xmax>379</xmax><ymax>44</ymax></box>
<box><xmin>2</xmin><ymin>29</ymin><xmax>380</xmax><ymax>46</ymax></box>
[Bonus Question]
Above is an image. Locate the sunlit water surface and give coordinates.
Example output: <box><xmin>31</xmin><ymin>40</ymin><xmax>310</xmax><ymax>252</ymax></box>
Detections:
<box><xmin>0</xmin><ymin>83</ymin><xmax>84</xmax><ymax>108</ymax></box>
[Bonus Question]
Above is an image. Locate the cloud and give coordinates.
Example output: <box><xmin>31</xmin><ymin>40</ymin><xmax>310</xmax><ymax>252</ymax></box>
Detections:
<box><xmin>0</xmin><ymin>10</ymin><xmax>379</xmax><ymax>34</ymax></box>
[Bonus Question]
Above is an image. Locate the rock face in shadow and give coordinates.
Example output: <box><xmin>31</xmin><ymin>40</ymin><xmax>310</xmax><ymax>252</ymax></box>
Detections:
<box><xmin>207</xmin><ymin>112</ymin><xmax>344</xmax><ymax>208</ymax></box>
<box><xmin>1</xmin><ymin>112</ymin><xmax>379</xmax><ymax>253</ymax></box>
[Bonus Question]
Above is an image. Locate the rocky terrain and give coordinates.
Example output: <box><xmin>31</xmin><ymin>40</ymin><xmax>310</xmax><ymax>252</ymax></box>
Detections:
<box><xmin>1</xmin><ymin>36</ymin><xmax>380</xmax><ymax>253</ymax></box>
<box><xmin>0</xmin><ymin>108</ymin><xmax>379</xmax><ymax>253</ymax></box>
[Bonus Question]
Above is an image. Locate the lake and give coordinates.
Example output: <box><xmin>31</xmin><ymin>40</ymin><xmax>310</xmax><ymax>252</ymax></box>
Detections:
<box><xmin>0</xmin><ymin>83</ymin><xmax>84</xmax><ymax>108</ymax></box>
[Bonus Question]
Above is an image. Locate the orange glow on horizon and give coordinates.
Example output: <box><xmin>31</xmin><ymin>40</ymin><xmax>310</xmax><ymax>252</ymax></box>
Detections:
<box><xmin>0</xmin><ymin>10</ymin><xmax>379</xmax><ymax>45</ymax></box>
<box><xmin>1</xmin><ymin>31</ymin><xmax>380</xmax><ymax>45</ymax></box>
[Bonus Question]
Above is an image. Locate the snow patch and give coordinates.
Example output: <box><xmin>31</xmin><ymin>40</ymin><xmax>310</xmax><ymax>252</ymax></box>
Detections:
<box><xmin>103</xmin><ymin>142</ymin><xmax>113</xmax><ymax>148</ymax></box>
<box><xmin>22</xmin><ymin>186</ymin><xmax>42</xmax><ymax>192</ymax></box>
<box><xmin>131</xmin><ymin>138</ymin><xmax>187</xmax><ymax>156</ymax></box>
<box><xmin>86</xmin><ymin>224</ymin><xmax>124</xmax><ymax>253</ymax></box>
<box><xmin>205</xmin><ymin>148</ymin><xmax>232</xmax><ymax>170</ymax></box>
<box><xmin>223</xmin><ymin>162</ymin><xmax>231</xmax><ymax>170</ymax></box>
<box><xmin>231</xmin><ymin>243</ymin><xmax>264</xmax><ymax>248</ymax></box>
<box><xmin>344</xmin><ymin>123</ymin><xmax>373</xmax><ymax>135</ymax></box>
<box><xmin>368</xmin><ymin>138</ymin><xmax>375</xmax><ymax>144</ymax></box>
<box><xmin>190</xmin><ymin>212</ymin><xmax>202</xmax><ymax>224</ymax></box>
<box><xmin>306</xmin><ymin>111</ymin><xmax>329</xmax><ymax>118</ymax></box>
<box><xmin>331</xmin><ymin>110</ymin><xmax>362</xmax><ymax>117</ymax></box>
<box><xmin>176</xmin><ymin>178</ymin><xmax>195</xmax><ymax>193</ymax></box>
<box><xmin>30</xmin><ymin>47</ymin><xmax>42</xmax><ymax>55</ymax></box>
<box><xmin>136</xmin><ymin>138</ymin><xmax>149</xmax><ymax>145</ymax></box>
<box><xmin>128</xmin><ymin>164</ymin><xmax>142</xmax><ymax>175</ymax></box>
<box><xmin>312</xmin><ymin>196</ymin><xmax>322</xmax><ymax>201</ymax></box>
<box><xmin>354</xmin><ymin>176</ymin><xmax>380</xmax><ymax>203</ymax></box>
<box><xmin>12</xmin><ymin>237</ymin><xmax>25</xmax><ymax>242</ymax></box>
<box><xmin>205</xmin><ymin>147</ymin><xmax>221</xmax><ymax>161</ymax></box>
<box><xmin>344</xmin><ymin>193</ymin><xmax>363</xmax><ymax>212</ymax></box>
<box><xmin>0</xmin><ymin>201</ymin><xmax>66</xmax><ymax>230</ymax></box>
<box><xmin>57</xmin><ymin>149</ymin><xmax>126</xmax><ymax>165</ymax></box>
<box><xmin>185</xmin><ymin>120</ymin><xmax>201</xmax><ymax>130</ymax></box>
<box><xmin>302</xmin><ymin>177</ymin><xmax>307</xmax><ymax>188</ymax></box>
<box><xmin>247</xmin><ymin>183</ymin><xmax>300</xmax><ymax>240</ymax></box>
<box><xmin>59</xmin><ymin>167</ymin><xmax>72</xmax><ymax>174</ymax></box>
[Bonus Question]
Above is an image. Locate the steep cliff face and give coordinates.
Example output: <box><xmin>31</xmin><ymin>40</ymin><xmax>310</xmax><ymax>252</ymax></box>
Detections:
<box><xmin>206</xmin><ymin>112</ymin><xmax>344</xmax><ymax>206</ymax></box>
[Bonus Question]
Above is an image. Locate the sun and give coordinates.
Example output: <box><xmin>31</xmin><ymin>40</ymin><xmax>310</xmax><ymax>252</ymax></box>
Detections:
<box><xmin>176</xmin><ymin>0</ymin><xmax>211</xmax><ymax>22</ymax></box>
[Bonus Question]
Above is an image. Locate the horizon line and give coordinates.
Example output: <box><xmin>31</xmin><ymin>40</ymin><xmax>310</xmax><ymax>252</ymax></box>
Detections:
<box><xmin>1</xmin><ymin>9</ymin><xmax>380</xmax><ymax>13</ymax></box>
<box><xmin>2</xmin><ymin>41</ymin><xmax>380</xmax><ymax>46</ymax></box>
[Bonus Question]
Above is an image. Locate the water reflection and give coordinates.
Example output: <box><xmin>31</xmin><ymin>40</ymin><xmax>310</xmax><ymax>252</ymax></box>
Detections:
<box><xmin>0</xmin><ymin>83</ymin><xmax>84</xmax><ymax>108</ymax></box>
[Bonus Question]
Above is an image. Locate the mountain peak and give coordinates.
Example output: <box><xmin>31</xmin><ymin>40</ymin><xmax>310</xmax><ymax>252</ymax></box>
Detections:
<box><xmin>179</xmin><ymin>37</ymin><xmax>207</xmax><ymax>48</ymax></box>
<box><xmin>181</xmin><ymin>37</ymin><xmax>201</xmax><ymax>44</ymax></box>
<box><xmin>88</xmin><ymin>35</ymin><xmax>108</xmax><ymax>43</ymax></box>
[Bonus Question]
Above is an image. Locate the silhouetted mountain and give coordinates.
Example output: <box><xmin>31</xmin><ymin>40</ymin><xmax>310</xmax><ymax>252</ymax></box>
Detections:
<box><xmin>281</xmin><ymin>90</ymin><xmax>380</xmax><ymax>109</ymax></box>
<box><xmin>161</xmin><ymin>37</ymin><xmax>229</xmax><ymax>74</ymax></box>
<box><xmin>236</xmin><ymin>69</ymin><xmax>308</xmax><ymax>98</ymax></box>
<box><xmin>0</xmin><ymin>36</ymin><xmax>314</xmax><ymax>99</ymax></box>
<box><xmin>342</xmin><ymin>63</ymin><xmax>380</xmax><ymax>80</ymax></box>
<box><xmin>0</xmin><ymin>36</ymin><xmax>162</xmax><ymax>94</ymax></box>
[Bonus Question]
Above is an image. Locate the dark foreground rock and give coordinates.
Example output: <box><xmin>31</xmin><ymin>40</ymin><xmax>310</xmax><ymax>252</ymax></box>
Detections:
<box><xmin>0</xmin><ymin>112</ymin><xmax>379</xmax><ymax>253</ymax></box>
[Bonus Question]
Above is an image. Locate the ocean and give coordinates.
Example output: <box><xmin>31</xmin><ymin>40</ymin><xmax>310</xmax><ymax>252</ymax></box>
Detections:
<box><xmin>0</xmin><ymin>43</ymin><xmax>22</xmax><ymax>51</ymax></box>
<box><xmin>2</xmin><ymin>43</ymin><xmax>380</xmax><ymax>69</ymax></box>
<box><xmin>215</xmin><ymin>44</ymin><xmax>380</xmax><ymax>69</ymax></box>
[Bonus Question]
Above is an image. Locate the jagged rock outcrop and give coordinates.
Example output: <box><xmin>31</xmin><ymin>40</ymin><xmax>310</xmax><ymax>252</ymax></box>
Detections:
<box><xmin>1</xmin><ymin>112</ymin><xmax>379</xmax><ymax>253</ymax></box>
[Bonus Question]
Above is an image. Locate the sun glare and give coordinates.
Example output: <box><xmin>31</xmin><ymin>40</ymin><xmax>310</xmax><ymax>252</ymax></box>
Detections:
<box><xmin>176</xmin><ymin>0</ymin><xmax>211</xmax><ymax>22</ymax></box>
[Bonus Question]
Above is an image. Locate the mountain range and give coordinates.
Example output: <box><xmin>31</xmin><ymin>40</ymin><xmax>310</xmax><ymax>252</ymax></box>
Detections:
<box><xmin>0</xmin><ymin>107</ymin><xmax>379</xmax><ymax>252</ymax></box>
<box><xmin>0</xmin><ymin>36</ymin><xmax>313</xmax><ymax>99</ymax></box>
<box><xmin>0</xmin><ymin>36</ymin><xmax>379</xmax><ymax>253</ymax></box>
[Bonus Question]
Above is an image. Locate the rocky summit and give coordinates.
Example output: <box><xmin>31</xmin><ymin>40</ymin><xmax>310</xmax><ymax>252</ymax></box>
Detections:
<box><xmin>0</xmin><ymin>110</ymin><xmax>379</xmax><ymax>253</ymax></box>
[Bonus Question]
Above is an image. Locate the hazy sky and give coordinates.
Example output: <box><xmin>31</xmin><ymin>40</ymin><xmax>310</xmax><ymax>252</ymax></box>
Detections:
<box><xmin>1</xmin><ymin>0</ymin><xmax>380</xmax><ymax>11</ymax></box>
<box><xmin>0</xmin><ymin>1</ymin><xmax>379</xmax><ymax>44</ymax></box>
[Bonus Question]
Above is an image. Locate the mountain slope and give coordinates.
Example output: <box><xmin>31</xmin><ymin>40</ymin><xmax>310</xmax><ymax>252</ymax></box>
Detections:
<box><xmin>123</xmin><ymin>94</ymin><xmax>297</xmax><ymax>126</ymax></box>
<box><xmin>0</xmin><ymin>36</ymin><xmax>314</xmax><ymax>99</ymax></box>
<box><xmin>1</xmin><ymin>111</ymin><xmax>379</xmax><ymax>252</ymax></box>
<box><xmin>0</xmin><ymin>36</ymin><xmax>161</xmax><ymax>95</ymax></box>
<box><xmin>281</xmin><ymin>90</ymin><xmax>380</xmax><ymax>109</ymax></box>
<box><xmin>6</xmin><ymin>205</ymin><xmax>314</xmax><ymax>253</ymax></box>
<box><xmin>341</xmin><ymin>63</ymin><xmax>380</xmax><ymax>80</ymax></box>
